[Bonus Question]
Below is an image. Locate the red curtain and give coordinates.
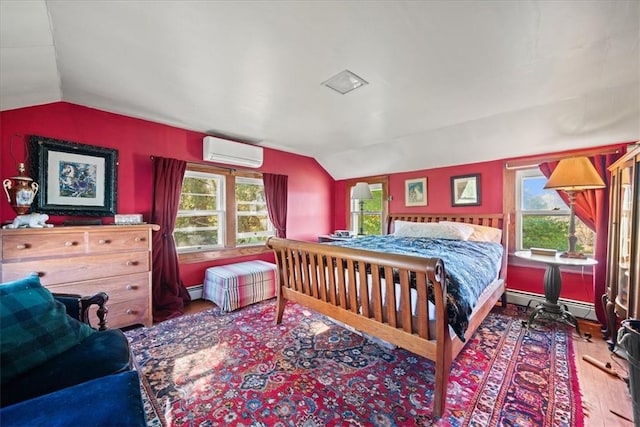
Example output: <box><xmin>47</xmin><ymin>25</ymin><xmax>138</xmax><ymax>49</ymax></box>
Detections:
<box><xmin>150</xmin><ymin>157</ymin><xmax>191</xmax><ymax>322</ymax></box>
<box><xmin>263</xmin><ymin>173</ymin><xmax>288</xmax><ymax>238</ymax></box>
<box><xmin>540</xmin><ymin>153</ymin><xmax>622</xmax><ymax>326</ymax></box>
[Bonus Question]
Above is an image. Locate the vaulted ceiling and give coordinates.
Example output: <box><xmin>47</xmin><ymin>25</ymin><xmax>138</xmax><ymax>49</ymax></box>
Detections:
<box><xmin>1</xmin><ymin>1</ymin><xmax>638</xmax><ymax>179</ymax></box>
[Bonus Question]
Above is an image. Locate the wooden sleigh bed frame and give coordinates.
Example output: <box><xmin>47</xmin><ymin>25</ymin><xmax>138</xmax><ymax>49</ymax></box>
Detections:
<box><xmin>266</xmin><ymin>213</ymin><xmax>509</xmax><ymax>417</ymax></box>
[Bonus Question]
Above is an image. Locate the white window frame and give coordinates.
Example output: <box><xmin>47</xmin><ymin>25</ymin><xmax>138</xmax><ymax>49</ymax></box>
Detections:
<box><xmin>175</xmin><ymin>170</ymin><xmax>225</xmax><ymax>253</ymax></box>
<box><xmin>516</xmin><ymin>168</ymin><xmax>569</xmax><ymax>250</ymax></box>
<box><xmin>235</xmin><ymin>176</ymin><xmax>274</xmax><ymax>245</ymax></box>
<box><xmin>516</xmin><ymin>168</ymin><xmax>596</xmax><ymax>255</ymax></box>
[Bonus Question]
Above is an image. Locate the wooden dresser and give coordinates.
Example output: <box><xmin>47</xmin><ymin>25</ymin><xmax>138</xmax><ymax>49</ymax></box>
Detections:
<box><xmin>0</xmin><ymin>224</ymin><xmax>158</xmax><ymax>328</ymax></box>
<box><xmin>604</xmin><ymin>145</ymin><xmax>640</xmax><ymax>348</ymax></box>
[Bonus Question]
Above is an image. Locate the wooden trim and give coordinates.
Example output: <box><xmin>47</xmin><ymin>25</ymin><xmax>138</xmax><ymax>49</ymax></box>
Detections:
<box><xmin>225</xmin><ymin>174</ymin><xmax>236</xmax><ymax>248</ymax></box>
<box><xmin>502</xmin><ymin>167</ymin><xmax>517</xmax><ymax>254</ymax></box>
<box><xmin>504</xmin><ymin>144</ymin><xmax>623</xmax><ymax>169</ymax></box>
<box><xmin>178</xmin><ymin>244</ymin><xmax>271</xmax><ymax>264</ymax></box>
<box><xmin>186</xmin><ymin>161</ymin><xmax>262</xmax><ymax>178</ymax></box>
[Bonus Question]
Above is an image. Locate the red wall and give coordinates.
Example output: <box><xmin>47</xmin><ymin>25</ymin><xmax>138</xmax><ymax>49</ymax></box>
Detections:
<box><xmin>333</xmin><ymin>158</ymin><xmax>597</xmax><ymax>304</ymax></box>
<box><xmin>0</xmin><ymin>102</ymin><xmax>335</xmax><ymax>287</ymax></box>
<box><xmin>334</xmin><ymin>159</ymin><xmax>504</xmax><ymax>230</ymax></box>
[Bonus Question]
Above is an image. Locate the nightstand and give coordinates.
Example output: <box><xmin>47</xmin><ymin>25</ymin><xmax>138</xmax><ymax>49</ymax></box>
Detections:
<box><xmin>514</xmin><ymin>250</ymin><xmax>597</xmax><ymax>335</ymax></box>
<box><xmin>318</xmin><ymin>234</ymin><xmax>354</xmax><ymax>243</ymax></box>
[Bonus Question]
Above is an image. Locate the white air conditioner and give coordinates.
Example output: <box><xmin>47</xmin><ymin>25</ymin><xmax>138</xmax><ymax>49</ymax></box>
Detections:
<box><xmin>202</xmin><ymin>136</ymin><xmax>263</xmax><ymax>168</ymax></box>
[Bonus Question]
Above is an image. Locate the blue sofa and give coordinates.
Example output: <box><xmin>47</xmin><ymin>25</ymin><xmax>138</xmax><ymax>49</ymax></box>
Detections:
<box><xmin>0</xmin><ymin>275</ymin><xmax>147</xmax><ymax>426</ymax></box>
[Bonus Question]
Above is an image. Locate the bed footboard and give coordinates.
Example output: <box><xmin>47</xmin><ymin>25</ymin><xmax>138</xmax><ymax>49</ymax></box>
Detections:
<box><xmin>266</xmin><ymin>237</ymin><xmax>454</xmax><ymax>416</ymax></box>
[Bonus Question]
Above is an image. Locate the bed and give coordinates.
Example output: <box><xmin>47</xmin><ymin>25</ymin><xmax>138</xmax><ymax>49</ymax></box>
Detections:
<box><xmin>265</xmin><ymin>213</ymin><xmax>509</xmax><ymax>417</ymax></box>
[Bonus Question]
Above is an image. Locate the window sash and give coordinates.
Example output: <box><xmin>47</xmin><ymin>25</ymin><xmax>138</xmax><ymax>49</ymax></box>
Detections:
<box><xmin>515</xmin><ymin>168</ymin><xmax>595</xmax><ymax>253</ymax></box>
<box><xmin>235</xmin><ymin>176</ymin><xmax>274</xmax><ymax>245</ymax></box>
<box><xmin>175</xmin><ymin>170</ymin><xmax>226</xmax><ymax>252</ymax></box>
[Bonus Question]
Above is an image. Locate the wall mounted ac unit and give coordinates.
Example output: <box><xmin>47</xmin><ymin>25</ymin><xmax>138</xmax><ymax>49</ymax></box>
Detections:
<box><xmin>202</xmin><ymin>136</ymin><xmax>263</xmax><ymax>168</ymax></box>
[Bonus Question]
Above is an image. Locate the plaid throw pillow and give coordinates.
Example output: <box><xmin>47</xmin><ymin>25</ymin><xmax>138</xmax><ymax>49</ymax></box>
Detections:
<box><xmin>1</xmin><ymin>275</ymin><xmax>95</xmax><ymax>383</ymax></box>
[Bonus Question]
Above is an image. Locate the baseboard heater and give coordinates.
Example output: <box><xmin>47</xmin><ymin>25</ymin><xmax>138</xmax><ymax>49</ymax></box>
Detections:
<box><xmin>188</xmin><ymin>285</ymin><xmax>204</xmax><ymax>301</ymax></box>
<box><xmin>506</xmin><ymin>290</ymin><xmax>597</xmax><ymax>321</ymax></box>
<box><xmin>187</xmin><ymin>285</ymin><xmax>597</xmax><ymax>321</ymax></box>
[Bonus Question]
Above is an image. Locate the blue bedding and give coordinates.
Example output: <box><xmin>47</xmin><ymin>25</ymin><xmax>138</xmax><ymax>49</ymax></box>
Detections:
<box><xmin>328</xmin><ymin>235</ymin><xmax>504</xmax><ymax>340</ymax></box>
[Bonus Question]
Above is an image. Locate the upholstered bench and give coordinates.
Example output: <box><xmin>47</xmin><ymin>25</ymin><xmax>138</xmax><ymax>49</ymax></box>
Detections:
<box><xmin>203</xmin><ymin>260</ymin><xmax>277</xmax><ymax>312</ymax></box>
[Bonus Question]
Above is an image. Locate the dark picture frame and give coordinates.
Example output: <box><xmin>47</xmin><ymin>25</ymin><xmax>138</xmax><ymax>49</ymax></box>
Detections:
<box><xmin>29</xmin><ymin>135</ymin><xmax>118</xmax><ymax>216</ymax></box>
<box><xmin>450</xmin><ymin>173</ymin><xmax>481</xmax><ymax>207</ymax></box>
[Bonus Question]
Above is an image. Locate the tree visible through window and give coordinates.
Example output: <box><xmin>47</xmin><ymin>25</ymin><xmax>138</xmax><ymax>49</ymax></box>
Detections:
<box><xmin>236</xmin><ymin>177</ymin><xmax>274</xmax><ymax>245</ymax></box>
<box><xmin>174</xmin><ymin>170</ymin><xmax>224</xmax><ymax>251</ymax></box>
<box><xmin>351</xmin><ymin>183</ymin><xmax>383</xmax><ymax>235</ymax></box>
<box><xmin>174</xmin><ymin>167</ymin><xmax>273</xmax><ymax>253</ymax></box>
<box><xmin>517</xmin><ymin>169</ymin><xmax>595</xmax><ymax>253</ymax></box>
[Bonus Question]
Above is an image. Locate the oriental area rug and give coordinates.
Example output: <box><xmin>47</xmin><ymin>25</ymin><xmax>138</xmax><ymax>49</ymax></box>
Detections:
<box><xmin>125</xmin><ymin>300</ymin><xmax>584</xmax><ymax>427</ymax></box>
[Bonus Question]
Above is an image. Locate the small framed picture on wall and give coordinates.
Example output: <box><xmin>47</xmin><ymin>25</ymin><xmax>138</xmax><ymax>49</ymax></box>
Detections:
<box><xmin>405</xmin><ymin>177</ymin><xmax>427</xmax><ymax>206</ymax></box>
<box><xmin>451</xmin><ymin>174</ymin><xmax>481</xmax><ymax>206</ymax></box>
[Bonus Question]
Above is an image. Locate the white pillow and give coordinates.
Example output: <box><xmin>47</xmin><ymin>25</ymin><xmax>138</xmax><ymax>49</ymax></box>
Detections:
<box><xmin>439</xmin><ymin>221</ymin><xmax>503</xmax><ymax>243</ymax></box>
<box><xmin>393</xmin><ymin>220</ymin><xmax>474</xmax><ymax>240</ymax></box>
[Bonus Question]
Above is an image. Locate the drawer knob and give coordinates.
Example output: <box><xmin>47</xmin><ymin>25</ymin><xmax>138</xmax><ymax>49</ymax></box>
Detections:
<box><xmin>126</xmin><ymin>260</ymin><xmax>139</xmax><ymax>266</ymax></box>
<box><xmin>125</xmin><ymin>284</ymin><xmax>138</xmax><ymax>291</ymax></box>
<box><xmin>64</xmin><ymin>241</ymin><xmax>76</xmax><ymax>247</ymax></box>
<box><xmin>134</xmin><ymin>237</ymin><xmax>146</xmax><ymax>242</ymax></box>
<box><xmin>98</xmin><ymin>239</ymin><xmax>110</xmax><ymax>245</ymax></box>
<box><xmin>29</xmin><ymin>271</ymin><xmax>43</xmax><ymax>277</ymax></box>
<box><xmin>125</xmin><ymin>309</ymin><xmax>136</xmax><ymax>315</ymax></box>
<box><xmin>16</xmin><ymin>244</ymin><xmax>27</xmax><ymax>250</ymax></box>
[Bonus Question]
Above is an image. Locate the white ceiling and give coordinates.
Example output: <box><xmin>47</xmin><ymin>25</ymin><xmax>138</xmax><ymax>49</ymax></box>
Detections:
<box><xmin>1</xmin><ymin>0</ymin><xmax>638</xmax><ymax>180</ymax></box>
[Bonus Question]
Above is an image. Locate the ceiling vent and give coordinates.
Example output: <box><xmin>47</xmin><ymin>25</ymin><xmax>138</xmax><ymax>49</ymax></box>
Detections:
<box><xmin>321</xmin><ymin>69</ymin><xmax>369</xmax><ymax>94</ymax></box>
<box><xmin>202</xmin><ymin>136</ymin><xmax>263</xmax><ymax>168</ymax></box>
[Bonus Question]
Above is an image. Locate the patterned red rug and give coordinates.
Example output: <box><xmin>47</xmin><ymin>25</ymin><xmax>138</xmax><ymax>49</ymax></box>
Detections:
<box><xmin>125</xmin><ymin>300</ymin><xmax>584</xmax><ymax>426</ymax></box>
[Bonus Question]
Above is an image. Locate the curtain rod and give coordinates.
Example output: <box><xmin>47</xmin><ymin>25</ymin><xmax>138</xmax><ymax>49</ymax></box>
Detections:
<box><xmin>149</xmin><ymin>156</ymin><xmax>239</xmax><ymax>173</ymax></box>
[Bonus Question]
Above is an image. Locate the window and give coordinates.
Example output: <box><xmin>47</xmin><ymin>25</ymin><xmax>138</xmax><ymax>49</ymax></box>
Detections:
<box><xmin>175</xmin><ymin>165</ymin><xmax>273</xmax><ymax>257</ymax></box>
<box><xmin>349</xmin><ymin>180</ymin><xmax>386</xmax><ymax>235</ymax></box>
<box><xmin>516</xmin><ymin>168</ymin><xmax>595</xmax><ymax>254</ymax></box>
<box><xmin>175</xmin><ymin>170</ymin><xmax>225</xmax><ymax>252</ymax></box>
<box><xmin>235</xmin><ymin>177</ymin><xmax>274</xmax><ymax>245</ymax></box>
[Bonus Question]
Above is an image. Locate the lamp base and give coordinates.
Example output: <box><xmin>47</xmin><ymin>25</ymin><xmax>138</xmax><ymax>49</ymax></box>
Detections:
<box><xmin>559</xmin><ymin>251</ymin><xmax>587</xmax><ymax>259</ymax></box>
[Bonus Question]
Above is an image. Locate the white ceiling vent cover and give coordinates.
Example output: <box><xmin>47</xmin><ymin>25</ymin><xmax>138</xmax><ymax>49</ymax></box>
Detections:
<box><xmin>203</xmin><ymin>136</ymin><xmax>263</xmax><ymax>168</ymax></box>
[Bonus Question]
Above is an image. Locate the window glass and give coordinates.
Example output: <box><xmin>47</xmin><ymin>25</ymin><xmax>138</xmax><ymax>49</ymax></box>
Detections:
<box><xmin>517</xmin><ymin>169</ymin><xmax>595</xmax><ymax>253</ymax></box>
<box><xmin>236</xmin><ymin>177</ymin><xmax>274</xmax><ymax>245</ymax></box>
<box><xmin>351</xmin><ymin>183</ymin><xmax>383</xmax><ymax>235</ymax></box>
<box><xmin>174</xmin><ymin>171</ymin><xmax>225</xmax><ymax>252</ymax></box>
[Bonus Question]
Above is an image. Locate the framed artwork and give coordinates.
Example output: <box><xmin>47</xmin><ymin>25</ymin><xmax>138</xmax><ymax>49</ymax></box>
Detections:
<box><xmin>405</xmin><ymin>177</ymin><xmax>427</xmax><ymax>206</ymax></box>
<box><xmin>451</xmin><ymin>173</ymin><xmax>481</xmax><ymax>207</ymax></box>
<box><xmin>29</xmin><ymin>135</ymin><xmax>118</xmax><ymax>216</ymax></box>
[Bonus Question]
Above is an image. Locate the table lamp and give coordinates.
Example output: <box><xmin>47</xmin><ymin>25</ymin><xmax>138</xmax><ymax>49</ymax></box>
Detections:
<box><xmin>543</xmin><ymin>157</ymin><xmax>605</xmax><ymax>258</ymax></box>
<box><xmin>351</xmin><ymin>182</ymin><xmax>372</xmax><ymax>235</ymax></box>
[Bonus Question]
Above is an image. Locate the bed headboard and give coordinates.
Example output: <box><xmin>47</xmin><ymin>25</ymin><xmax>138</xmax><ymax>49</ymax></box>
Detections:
<box><xmin>386</xmin><ymin>213</ymin><xmax>509</xmax><ymax>280</ymax></box>
<box><xmin>386</xmin><ymin>213</ymin><xmax>506</xmax><ymax>235</ymax></box>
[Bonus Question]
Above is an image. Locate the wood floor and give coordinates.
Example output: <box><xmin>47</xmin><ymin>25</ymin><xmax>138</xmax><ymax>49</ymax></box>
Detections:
<box><xmin>183</xmin><ymin>299</ymin><xmax>635</xmax><ymax>426</ymax></box>
<box><xmin>573</xmin><ymin>320</ymin><xmax>634</xmax><ymax>426</ymax></box>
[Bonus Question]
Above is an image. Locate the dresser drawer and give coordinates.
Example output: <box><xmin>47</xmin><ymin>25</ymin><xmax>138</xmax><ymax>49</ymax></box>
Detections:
<box><xmin>2</xmin><ymin>233</ymin><xmax>85</xmax><ymax>260</ymax></box>
<box><xmin>106</xmin><ymin>298</ymin><xmax>152</xmax><ymax>328</ymax></box>
<box><xmin>51</xmin><ymin>294</ymin><xmax>152</xmax><ymax>329</ymax></box>
<box><xmin>47</xmin><ymin>273</ymin><xmax>152</xmax><ymax>328</ymax></box>
<box><xmin>2</xmin><ymin>252</ymin><xmax>150</xmax><ymax>286</ymax></box>
<box><xmin>47</xmin><ymin>272</ymin><xmax>150</xmax><ymax>302</ymax></box>
<box><xmin>88</xmin><ymin>230</ymin><xmax>151</xmax><ymax>253</ymax></box>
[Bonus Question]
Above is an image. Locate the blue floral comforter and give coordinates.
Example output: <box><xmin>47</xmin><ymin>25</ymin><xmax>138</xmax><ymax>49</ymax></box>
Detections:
<box><xmin>328</xmin><ymin>236</ymin><xmax>504</xmax><ymax>340</ymax></box>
